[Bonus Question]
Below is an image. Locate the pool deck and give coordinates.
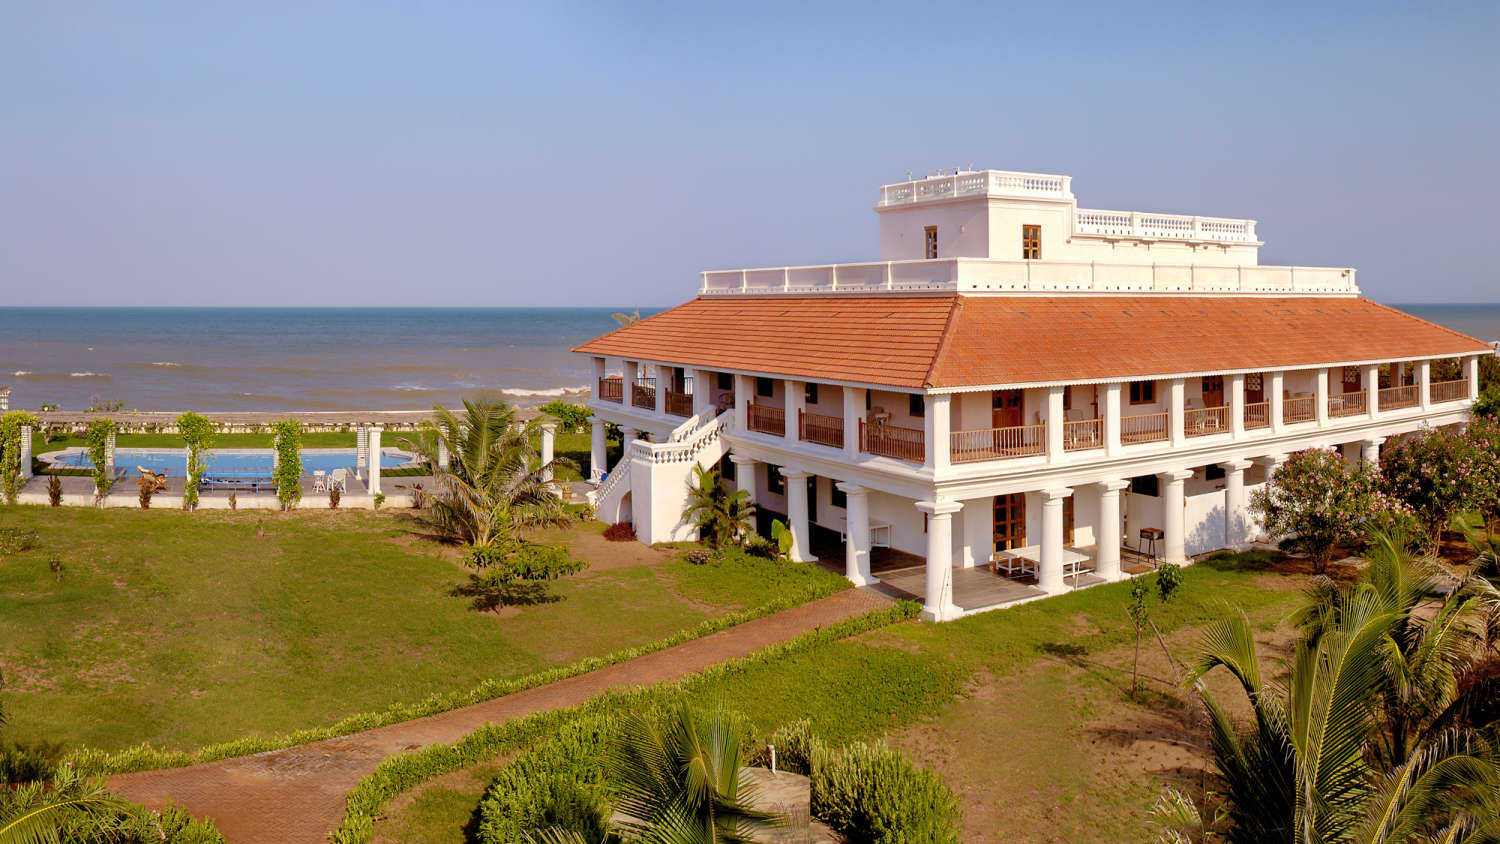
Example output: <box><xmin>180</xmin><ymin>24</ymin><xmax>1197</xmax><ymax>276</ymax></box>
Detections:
<box><xmin>15</xmin><ymin>471</ymin><xmax>435</xmax><ymax>510</ymax></box>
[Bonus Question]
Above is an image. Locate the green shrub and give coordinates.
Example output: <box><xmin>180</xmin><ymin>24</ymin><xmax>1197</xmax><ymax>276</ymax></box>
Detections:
<box><xmin>1</xmin><ymin>410</ymin><xmax>39</xmax><ymax>504</ymax></box>
<box><xmin>0</xmin><ymin>739</ymin><xmax>65</xmax><ymax>784</ymax></box>
<box><xmin>811</xmin><ymin>740</ymin><xmax>961</xmax><ymax>844</ymax></box>
<box><xmin>271</xmin><ymin>418</ymin><xmax>302</xmax><ymax>510</ymax></box>
<box><xmin>61</xmin><ymin>802</ymin><xmax>226</xmax><ymax>843</ymax></box>
<box><xmin>538</xmin><ymin>400</ymin><xmax>591</xmax><ymax>433</ymax></box>
<box><xmin>474</xmin><ymin>711</ymin><xmax>616</xmax><ymax>842</ymax></box>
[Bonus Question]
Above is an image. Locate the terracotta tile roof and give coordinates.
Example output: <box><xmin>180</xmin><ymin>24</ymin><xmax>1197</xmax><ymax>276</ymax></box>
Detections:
<box><xmin>574</xmin><ymin>296</ymin><xmax>1491</xmax><ymax>390</ymax></box>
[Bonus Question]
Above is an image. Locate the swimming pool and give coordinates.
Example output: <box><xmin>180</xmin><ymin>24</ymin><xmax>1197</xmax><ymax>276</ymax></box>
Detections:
<box><xmin>46</xmin><ymin>448</ymin><xmax>414</xmax><ymax>476</ymax></box>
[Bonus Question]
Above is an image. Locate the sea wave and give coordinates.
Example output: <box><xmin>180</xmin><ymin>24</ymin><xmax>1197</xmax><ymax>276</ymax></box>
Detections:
<box><xmin>69</xmin><ymin>372</ymin><xmax>112</xmax><ymax>379</ymax></box>
<box><xmin>498</xmin><ymin>384</ymin><xmax>590</xmax><ymax>399</ymax></box>
<box><xmin>13</xmin><ymin>370</ymin><xmax>33</xmax><ymax>377</ymax></box>
<box><xmin>150</xmin><ymin>361</ymin><xmax>182</xmax><ymax>368</ymax></box>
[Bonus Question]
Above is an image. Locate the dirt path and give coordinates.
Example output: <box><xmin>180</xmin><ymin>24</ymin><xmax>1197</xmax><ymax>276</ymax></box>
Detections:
<box><xmin>107</xmin><ymin>588</ymin><xmax>891</xmax><ymax>844</ymax></box>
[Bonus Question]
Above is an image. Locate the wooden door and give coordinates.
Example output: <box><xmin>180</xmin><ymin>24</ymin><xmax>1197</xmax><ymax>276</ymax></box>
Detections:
<box><xmin>992</xmin><ymin>389</ymin><xmax>1023</xmax><ymax>428</ymax></box>
<box><xmin>1245</xmin><ymin>373</ymin><xmax>1265</xmax><ymax>404</ymax></box>
<box><xmin>1201</xmin><ymin>375</ymin><xmax>1225</xmax><ymax>407</ymax></box>
<box><xmin>1342</xmin><ymin>366</ymin><xmax>1362</xmax><ymax>394</ymax></box>
<box><xmin>1063</xmin><ymin>496</ymin><xmax>1075</xmax><ymax>545</ymax></box>
<box><xmin>993</xmin><ymin>493</ymin><xmax>1026</xmax><ymax>551</ymax></box>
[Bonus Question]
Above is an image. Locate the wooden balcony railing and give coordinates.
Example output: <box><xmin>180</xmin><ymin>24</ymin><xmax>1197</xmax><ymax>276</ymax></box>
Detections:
<box><xmin>798</xmin><ymin>410</ymin><xmax>844</xmax><ymax>448</ymax></box>
<box><xmin>597</xmin><ymin>376</ymin><xmax>623</xmax><ymax>403</ymax></box>
<box><xmin>1283</xmin><ymin>396</ymin><xmax>1315</xmax><ymax>424</ymax></box>
<box><xmin>665</xmin><ymin>390</ymin><xmax>693</xmax><ymax>417</ymax></box>
<box><xmin>1121</xmin><ymin>411</ymin><xmax>1169</xmax><ymax>444</ymax></box>
<box><xmin>1185</xmin><ymin>405</ymin><xmax>1229</xmax><ymax>438</ymax></box>
<box><xmin>631</xmin><ymin>379</ymin><xmax>657</xmax><ymax>410</ymax></box>
<box><xmin>1431</xmin><ymin>378</ymin><xmax>1469</xmax><ymax>404</ymax></box>
<box><xmin>860</xmin><ymin>420</ymin><xmax>924</xmax><ymax>462</ymax></box>
<box><xmin>1329</xmin><ymin>391</ymin><xmax>1366</xmax><ymax>418</ymax></box>
<box><xmin>1063</xmin><ymin>418</ymin><xmax>1103</xmax><ymax>451</ymax></box>
<box><xmin>747</xmin><ymin>403</ymin><xmax>785</xmax><ymax>435</ymax></box>
<box><xmin>1244</xmin><ymin>401</ymin><xmax>1270</xmax><ymax>430</ymax></box>
<box><xmin>1379</xmin><ymin>384</ymin><xmax>1418</xmax><ymax>410</ymax></box>
<box><xmin>950</xmin><ymin>424</ymin><xmax>1043</xmax><ymax>463</ymax></box>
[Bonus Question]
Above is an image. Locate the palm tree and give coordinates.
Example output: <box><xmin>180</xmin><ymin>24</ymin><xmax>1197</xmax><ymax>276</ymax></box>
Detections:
<box><xmin>403</xmin><ymin>399</ymin><xmax>576</xmax><ymax>552</ymax></box>
<box><xmin>0</xmin><ymin>764</ymin><xmax>127</xmax><ymax>844</ymax></box>
<box><xmin>611</xmin><ymin>310</ymin><xmax>642</xmax><ymax>328</ymax></box>
<box><xmin>608</xmin><ymin>703</ymin><xmax>779</xmax><ymax>843</ymax></box>
<box><xmin>682</xmin><ymin>466</ymin><xmax>755</xmax><ymax>549</ymax></box>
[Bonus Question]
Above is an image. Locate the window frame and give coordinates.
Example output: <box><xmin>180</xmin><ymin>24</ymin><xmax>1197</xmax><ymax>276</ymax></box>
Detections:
<box><xmin>924</xmin><ymin>226</ymin><xmax>938</xmax><ymax>259</ymax></box>
<box><xmin>1021</xmin><ymin>224</ymin><xmax>1041</xmax><ymax>259</ymax></box>
<box><xmin>766</xmin><ymin>464</ymin><xmax>784</xmax><ymax>496</ymax></box>
<box><xmin>1129</xmin><ymin>380</ymin><xmax>1156</xmax><ymax>405</ymax></box>
<box><xmin>908</xmin><ymin>393</ymin><xmax>925</xmax><ymax>418</ymax></box>
<box><xmin>804</xmin><ymin>382</ymin><xmax>819</xmax><ymax>405</ymax></box>
<box><xmin>755</xmin><ymin>377</ymin><xmax>774</xmax><ymax>398</ymax></box>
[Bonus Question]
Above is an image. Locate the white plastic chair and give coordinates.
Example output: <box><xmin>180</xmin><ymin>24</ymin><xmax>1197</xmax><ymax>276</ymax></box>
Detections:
<box><xmin>330</xmin><ymin>468</ymin><xmax>347</xmax><ymax>492</ymax></box>
<box><xmin>312</xmin><ymin>470</ymin><xmax>327</xmax><ymax>493</ymax></box>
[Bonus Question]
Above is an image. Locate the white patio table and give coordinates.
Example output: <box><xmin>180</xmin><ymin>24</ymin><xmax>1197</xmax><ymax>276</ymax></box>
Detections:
<box><xmin>992</xmin><ymin>544</ymin><xmax>1092</xmax><ymax>581</ymax></box>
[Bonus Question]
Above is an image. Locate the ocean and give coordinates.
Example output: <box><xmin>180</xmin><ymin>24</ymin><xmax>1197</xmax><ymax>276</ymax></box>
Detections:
<box><xmin>0</xmin><ymin>304</ymin><xmax>1495</xmax><ymax>413</ymax></box>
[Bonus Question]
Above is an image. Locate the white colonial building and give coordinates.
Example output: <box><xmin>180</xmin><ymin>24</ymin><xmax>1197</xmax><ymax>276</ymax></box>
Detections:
<box><xmin>575</xmin><ymin>167</ymin><xmax>1491</xmax><ymax>621</ymax></box>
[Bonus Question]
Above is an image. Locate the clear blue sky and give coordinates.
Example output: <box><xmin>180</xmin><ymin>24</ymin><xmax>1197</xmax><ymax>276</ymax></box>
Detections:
<box><xmin>3</xmin><ymin>1</ymin><xmax>1496</xmax><ymax>307</ymax></box>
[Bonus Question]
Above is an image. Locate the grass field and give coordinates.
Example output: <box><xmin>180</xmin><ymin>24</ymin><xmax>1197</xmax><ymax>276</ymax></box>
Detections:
<box><xmin>0</xmin><ymin>506</ymin><xmax>845</xmax><ymax>754</ymax></box>
<box><xmin>371</xmin><ymin>552</ymin><xmax>1311</xmax><ymax>843</ymax></box>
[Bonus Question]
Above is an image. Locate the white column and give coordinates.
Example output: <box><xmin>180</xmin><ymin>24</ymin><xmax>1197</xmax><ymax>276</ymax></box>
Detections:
<box><xmin>924</xmin><ymin>394</ymin><xmax>951</xmax><ymax>471</ymax></box>
<box><xmin>734</xmin><ymin>375</ymin><xmax>752</xmax><ymax>434</ymax></box>
<box><xmin>0</xmin><ymin>390</ymin><xmax>8</xmax><ymax>411</ymax></box>
<box><xmin>367</xmin><ymin>427</ymin><xmax>383</xmax><ymax>496</ymax></box>
<box><xmin>1315</xmin><ymin>367</ymin><xmax>1330</xmax><ymax>425</ymax></box>
<box><xmin>540</xmin><ymin>423</ymin><xmax>556</xmax><ymax>485</ymax></box>
<box><xmin>1469</xmin><ymin>356</ymin><xmax>1481</xmax><ymax>400</ymax></box>
<box><xmin>1254</xmin><ymin>454</ymin><xmax>1287</xmax><ymax>542</ymax></box>
<box><xmin>436</xmin><ymin>436</ymin><xmax>450</xmax><ymax>472</ymax></box>
<box><xmin>916</xmin><ymin>500</ymin><xmax>963</xmax><ymax>621</ymax></box>
<box><xmin>692</xmin><ymin>369</ymin><xmax>714</xmax><ymax>416</ymax></box>
<box><xmin>1158</xmin><ymin>469</ymin><xmax>1193</xmax><ymax>564</ymax></box>
<box><xmin>785</xmin><ymin>379</ymin><xmax>804</xmax><ymax>441</ymax></box>
<box><xmin>1270</xmin><ymin>371</ymin><xmax>1286</xmax><ymax>433</ymax></box>
<box><xmin>1169</xmin><ymin>378</ymin><xmax>1186</xmax><ymax>447</ymax></box>
<box><xmin>1038</xmin><ymin>488</ymin><xmax>1072</xmax><ymax>594</ymax></box>
<box><xmin>1365</xmin><ymin>364</ymin><xmax>1380</xmax><ymax>418</ymax></box>
<box><xmin>1104</xmin><ymin>382</ymin><xmax>1123</xmax><ymax>456</ymax></box>
<box><xmin>619</xmin><ymin>426</ymin><xmax>639</xmax><ymax>455</ymax></box>
<box><xmin>653</xmin><ymin>365</ymin><xmax>668</xmax><ymax>415</ymax></box>
<box><xmin>1222</xmin><ymin>459</ymin><xmax>1253</xmax><ymax>551</ymax></box>
<box><xmin>781</xmin><ymin>467</ymin><xmax>813</xmax><ymax>563</ymax></box>
<box><xmin>588</xmin><ymin>416</ymin><xmax>606</xmax><ymax>482</ymax></box>
<box><xmin>18</xmin><ymin>425</ymin><xmax>32</xmax><ymax>481</ymax></box>
<box><xmin>1361</xmin><ymin>436</ymin><xmax>1384</xmax><ymax>466</ymax></box>
<box><xmin>1045</xmin><ymin>386</ymin><xmax>1065</xmax><ymax>462</ymax></box>
<box><xmin>105</xmin><ymin>431</ymin><xmax>116</xmax><ymax>477</ymax></box>
<box><xmin>838</xmin><ymin>482</ymin><xmax>878</xmax><ymax>586</ymax></box>
<box><xmin>356</xmin><ymin>426</ymin><xmax>369</xmax><ymax>479</ymax></box>
<box><xmin>623</xmin><ymin>360</ymin><xmax>639</xmax><ymax>398</ymax></box>
<box><xmin>1229</xmin><ymin>373</ymin><xmax>1245</xmax><ymax>437</ymax></box>
<box><xmin>591</xmin><ymin>356</ymin><xmax>606</xmax><ymax>392</ymax></box>
<box><xmin>1095</xmin><ymin>480</ymin><xmax>1129</xmax><ymax>580</ymax></box>
<box><xmin>730</xmin><ymin>454</ymin><xmax>757</xmax><ymax>506</ymax></box>
<box><xmin>961</xmin><ymin>495</ymin><xmax>992</xmax><ymax>568</ymax></box>
<box><xmin>842</xmin><ymin>386</ymin><xmax>862</xmax><ymax>460</ymax></box>
<box><xmin>1419</xmin><ymin>360</ymin><xmax>1432</xmax><ymax>410</ymax></box>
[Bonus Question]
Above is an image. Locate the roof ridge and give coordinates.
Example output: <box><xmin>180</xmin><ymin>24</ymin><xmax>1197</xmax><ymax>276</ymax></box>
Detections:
<box><xmin>923</xmin><ymin>296</ymin><xmax>964</xmax><ymax>388</ymax></box>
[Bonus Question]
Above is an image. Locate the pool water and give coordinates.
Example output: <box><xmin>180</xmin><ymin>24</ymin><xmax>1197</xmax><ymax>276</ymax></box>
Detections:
<box><xmin>49</xmin><ymin>448</ymin><xmax>411</xmax><ymax>476</ymax></box>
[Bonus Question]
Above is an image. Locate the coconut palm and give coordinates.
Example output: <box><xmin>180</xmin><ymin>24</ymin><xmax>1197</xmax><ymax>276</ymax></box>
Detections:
<box><xmin>403</xmin><ymin>399</ymin><xmax>576</xmax><ymax>551</ymax></box>
<box><xmin>682</xmin><ymin>466</ymin><xmax>755</xmax><ymax>549</ymax></box>
<box><xmin>608</xmin><ymin>703</ymin><xmax>779</xmax><ymax>843</ymax></box>
<box><xmin>0</xmin><ymin>764</ymin><xmax>127</xmax><ymax>844</ymax></box>
<box><xmin>611</xmin><ymin>310</ymin><xmax>642</xmax><ymax>328</ymax></box>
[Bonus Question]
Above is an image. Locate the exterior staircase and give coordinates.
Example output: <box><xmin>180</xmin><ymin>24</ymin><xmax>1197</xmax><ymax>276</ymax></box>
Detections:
<box><xmin>590</xmin><ymin>408</ymin><xmax>733</xmax><ymax>541</ymax></box>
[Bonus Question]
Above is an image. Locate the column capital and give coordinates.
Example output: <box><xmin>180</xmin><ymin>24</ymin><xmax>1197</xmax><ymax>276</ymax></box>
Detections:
<box><xmin>1255</xmin><ymin>453</ymin><xmax>1288</xmax><ymax>468</ymax></box>
<box><xmin>1221</xmin><ymin>458</ymin><xmax>1255</xmax><ymax>472</ymax></box>
<box><xmin>1098</xmin><ymin>478</ymin><xmax>1131</xmax><ymax>492</ymax></box>
<box><xmin>834</xmin><ymin>480</ymin><xmax>868</xmax><ymax>496</ymax></box>
<box><xmin>778</xmin><ymin>466</ymin><xmax>810</xmax><ymax>480</ymax></box>
<box><xmin>1157</xmin><ymin>468</ymin><xmax>1194</xmax><ymax>482</ymax></box>
<box><xmin>587</xmin><ymin>415</ymin><xmax>603</xmax><ymax>425</ymax></box>
<box><xmin>728</xmin><ymin>453</ymin><xmax>756</xmax><ymax>466</ymax></box>
<box><xmin>915</xmin><ymin>499</ymin><xmax>963</xmax><ymax>517</ymax></box>
<box><xmin>539</xmin><ymin>421</ymin><xmax>558</xmax><ymax>433</ymax></box>
<box><xmin>1042</xmin><ymin>487</ymin><xmax>1074</xmax><ymax>501</ymax></box>
<box><xmin>1362</xmin><ymin>435</ymin><xmax>1386</xmax><ymax>447</ymax></box>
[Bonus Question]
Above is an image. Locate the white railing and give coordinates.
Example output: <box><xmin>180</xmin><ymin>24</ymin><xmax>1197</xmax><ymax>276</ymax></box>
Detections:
<box><xmin>878</xmin><ymin>169</ymin><xmax>1072</xmax><ymax>206</ymax></box>
<box><xmin>591</xmin><ymin>449</ymin><xmax>631</xmax><ymax>505</ymax></box>
<box><xmin>633</xmin><ymin>410</ymin><xmax>732</xmax><ymax>465</ymax></box>
<box><xmin>700</xmin><ymin>258</ymin><xmax>1356</xmax><ymax>297</ymax></box>
<box><xmin>1075</xmin><ymin>209</ymin><xmax>1257</xmax><ymax>243</ymax></box>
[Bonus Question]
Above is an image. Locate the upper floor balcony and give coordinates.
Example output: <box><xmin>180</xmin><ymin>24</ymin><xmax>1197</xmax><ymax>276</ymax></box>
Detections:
<box><xmin>699</xmin><ymin>257</ymin><xmax>1356</xmax><ymax>298</ymax></box>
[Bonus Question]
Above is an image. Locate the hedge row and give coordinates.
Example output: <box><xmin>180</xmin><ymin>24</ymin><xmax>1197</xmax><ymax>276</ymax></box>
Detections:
<box><xmin>67</xmin><ymin>574</ymin><xmax>852</xmax><ymax>776</ymax></box>
<box><xmin>329</xmin><ymin>601</ymin><xmax>920</xmax><ymax>843</ymax></box>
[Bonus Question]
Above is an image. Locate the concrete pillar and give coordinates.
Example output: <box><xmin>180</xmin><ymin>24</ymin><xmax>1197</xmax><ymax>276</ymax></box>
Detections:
<box><xmin>1038</xmin><ymin>488</ymin><xmax>1072</xmax><ymax>594</ymax></box>
<box><xmin>654</xmin><ymin>364</ymin><xmax>668</xmax><ymax>415</ymax></box>
<box><xmin>18</xmin><ymin>425</ymin><xmax>32</xmax><ymax>481</ymax></box>
<box><xmin>1254</xmin><ymin>454</ymin><xmax>1287</xmax><ymax>541</ymax></box>
<box><xmin>0</xmin><ymin>389</ymin><xmax>8</xmax><ymax>411</ymax></box>
<box><xmin>734</xmin><ymin>375</ymin><xmax>752</xmax><ymax>434</ymax></box>
<box><xmin>1361</xmin><ymin>436</ymin><xmax>1384</xmax><ymax>466</ymax></box>
<box><xmin>842</xmin><ymin>386</ymin><xmax>862</xmax><ymax>460</ymax></box>
<box><xmin>1096</xmin><ymin>480</ymin><xmax>1129</xmax><ymax>580</ymax></box>
<box><xmin>1169</xmin><ymin>378</ymin><xmax>1186</xmax><ymax>447</ymax></box>
<box><xmin>838</xmin><ymin>482</ymin><xmax>878</xmax><ymax>586</ymax></box>
<box><xmin>692</xmin><ymin>369</ymin><xmax>714</xmax><ymax>416</ymax></box>
<box><xmin>436</xmin><ymin>436</ymin><xmax>450</xmax><ymax>472</ymax></box>
<box><xmin>924</xmin><ymin>394</ymin><xmax>951</xmax><ymax>471</ymax></box>
<box><xmin>619</xmin><ymin>426</ymin><xmax>639</xmax><ymax>473</ymax></box>
<box><xmin>367</xmin><ymin>427</ymin><xmax>383</xmax><ymax>496</ymax></box>
<box><xmin>540</xmin><ymin>423</ymin><xmax>556</xmax><ymax>485</ymax></box>
<box><xmin>1270</xmin><ymin>371</ymin><xmax>1286</xmax><ymax>433</ymax></box>
<box><xmin>1229</xmin><ymin>373</ymin><xmax>1245</xmax><ymax>437</ymax></box>
<box><xmin>1365</xmin><ymin>364</ymin><xmax>1380</xmax><ymax>418</ymax></box>
<box><xmin>356</xmin><ymin>426</ymin><xmax>369</xmax><ymax>479</ymax></box>
<box><xmin>105</xmin><ymin>431</ymin><xmax>116</xmax><ymax>477</ymax></box>
<box><xmin>1419</xmin><ymin>360</ymin><xmax>1432</xmax><ymax>410</ymax></box>
<box><xmin>1469</xmin><ymin>356</ymin><xmax>1481</xmax><ymax>400</ymax></box>
<box><xmin>588</xmin><ymin>416</ymin><xmax>606</xmax><ymax>482</ymax></box>
<box><xmin>781</xmin><ymin>467</ymin><xmax>813</xmax><ymax>563</ymax></box>
<box><xmin>1316</xmin><ymin>367</ymin><xmax>1330</xmax><ymax>425</ymax></box>
<box><xmin>1044</xmin><ymin>387</ymin><xmax>1065</xmax><ymax>462</ymax></box>
<box><xmin>785</xmin><ymin>379</ymin><xmax>804</xmax><ymax>441</ymax></box>
<box><xmin>1159</xmin><ymin>469</ymin><xmax>1193</xmax><ymax>564</ymax></box>
<box><xmin>591</xmin><ymin>356</ymin><xmax>606</xmax><ymax>392</ymax></box>
<box><xmin>1104</xmin><ymin>382</ymin><xmax>1123</xmax><ymax>456</ymax></box>
<box><xmin>916</xmin><ymin>500</ymin><xmax>963</xmax><ymax>621</ymax></box>
<box><xmin>1222</xmin><ymin>459</ymin><xmax>1254</xmax><ymax>551</ymax></box>
<box><xmin>623</xmin><ymin>360</ymin><xmax>639</xmax><ymax>400</ymax></box>
<box><xmin>959</xmin><ymin>496</ymin><xmax>991</xmax><ymax>568</ymax></box>
<box><xmin>730</xmin><ymin>454</ymin><xmax>757</xmax><ymax>506</ymax></box>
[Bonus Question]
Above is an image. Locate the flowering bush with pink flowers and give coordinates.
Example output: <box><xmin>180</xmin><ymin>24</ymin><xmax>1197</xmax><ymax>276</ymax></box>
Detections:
<box><xmin>1252</xmin><ymin>447</ymin><xmax>1395</xmax><ymax>572</ymax></box>
<box><xmin>1379</xmin><ymin>425</ymin><xmax>1489</xmax><ymax>538</ymax></box>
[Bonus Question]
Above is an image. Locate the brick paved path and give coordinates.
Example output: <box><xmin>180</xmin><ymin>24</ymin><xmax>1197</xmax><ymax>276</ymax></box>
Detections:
<box><xmin>108</xmin><ymin>588</ymin><xmax>892</xmax><ymax>843</ymax></box>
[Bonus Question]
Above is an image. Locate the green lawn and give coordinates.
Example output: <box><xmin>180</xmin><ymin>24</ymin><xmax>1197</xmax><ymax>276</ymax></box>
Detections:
<box><xmin>33</xmin><ymin>431</ymin><xmax>360</xmax><ymax>454</ymax></box>
<box><xmin>0</xmin><ymin>506</ymin><xmax>845</xmax><ymax>754</ymax></box>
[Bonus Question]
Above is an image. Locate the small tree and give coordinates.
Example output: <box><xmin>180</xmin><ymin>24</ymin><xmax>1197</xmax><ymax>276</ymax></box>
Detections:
<box><xmin>1379</xmin><ymin>426</ymin><xmax>1485</xmax><ymax>539</ymax></box>
<box><xmin>0</xmin><ymin>411</ymin><xmax>39</xmax><ymax>505</ymax></box>
<box><xmin>176</xmin><ymin>411</ymin><xmax>217</xmax><ymax>511</ymax></box>
<box><xmin>682</xmin><ymin>465</ymin><xmax>755</xmax><ymax>549</ymax></box>
<box><xmin>271</xmin><ymin>418</ymin><xmax>303</xmax><ymax>510</ymax></box>
<box><xmin>536</xmin><ymin>400</ymin><xmax>590</xmax><ymax>433</ymax></box>
<box><xmin>1128</xmin><ymin>563</ymin><xmax>1184</xmax><ymax>697</ymax></box>
<box><xmin>1252</xmin><ymin>448</ymin><xmax>1386</xmax><ymax>572</ymax></box>
<box><xmin>1463</xmin><ymin>415</ymin><xmax>1500</xmax><ymax>530</ymax></box>
<box><xmin>83</xmin><ymin>418</ymin><xmax>117</xmax><ymax>505</ymax></box>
